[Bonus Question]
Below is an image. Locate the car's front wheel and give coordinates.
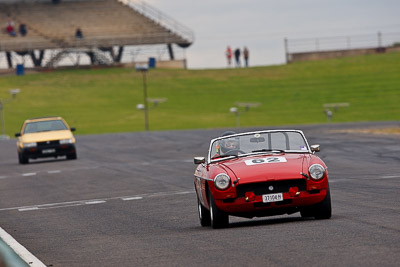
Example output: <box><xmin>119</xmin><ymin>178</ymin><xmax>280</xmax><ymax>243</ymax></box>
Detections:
<box><xmin>18</xmin><ymin>152</ymin><xmax>28</xmax><ymax>164</ymax></box>
<box><xmin>197</xmin><ymin>198</ymin><xmax>211</xmax><ymax>227</ymax></box>
<box><xmin>301</xmin><ymin>187</ymin><xmax>332</xmax><ymax>219</ymax></box>
<box><xmin>67</xmin><ymin>152</ymin><xmax>77</xmax><ymax>160</ymax></box>
<box><xmin>209</xmin><ymin>193</ymin><xmax>229</xmax><ymax>229</ymax></box>
<box><xmin>314</xmin><ymin>187</ymin><xmax>332</xmax><ymax>219</ymax></box>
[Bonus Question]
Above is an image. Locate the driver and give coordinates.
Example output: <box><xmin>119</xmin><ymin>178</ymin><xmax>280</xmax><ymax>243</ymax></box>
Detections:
<box><xmin>216</xmin><ymin>131</ymin><xmax>240</xmax><ymax>156</ymax></box>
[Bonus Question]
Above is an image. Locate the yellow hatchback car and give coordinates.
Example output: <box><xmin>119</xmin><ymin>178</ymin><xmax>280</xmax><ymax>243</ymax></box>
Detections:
<box><xmin>15</xmin><ymin>117</ymin><xmax>77</xmax><ymax>164</ymax></box>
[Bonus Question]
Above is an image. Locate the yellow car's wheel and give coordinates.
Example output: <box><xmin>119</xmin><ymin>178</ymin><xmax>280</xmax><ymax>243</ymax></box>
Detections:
<box><xmin>18</xmin><ymin>152</ymin><xmax>28</xmax><ymax>164</ymax></box>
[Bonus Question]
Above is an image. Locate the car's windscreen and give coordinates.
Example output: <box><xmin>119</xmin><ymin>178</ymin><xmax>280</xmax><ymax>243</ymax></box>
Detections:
<box><xmin>210</xmin><ymin>131</ymin><xmax>308</xmax><ymax>158</ymax></box>
<box><xmin>24</xmin><ymin>120</ymin><xmax>68</xmax><ymax>134</ymax></box>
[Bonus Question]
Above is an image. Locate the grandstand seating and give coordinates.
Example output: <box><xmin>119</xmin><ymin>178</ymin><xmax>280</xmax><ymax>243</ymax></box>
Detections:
<box><xmin>0</xmin><ymin>0</ymin><xmax>193</xmax><ymax>67</ymax></box>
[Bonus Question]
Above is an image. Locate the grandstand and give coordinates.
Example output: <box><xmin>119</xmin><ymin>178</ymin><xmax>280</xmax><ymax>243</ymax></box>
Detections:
<box><xmin>0</xmin><ymin>0</ymin><xmax>194</xmax><ymax>68</ymax></box>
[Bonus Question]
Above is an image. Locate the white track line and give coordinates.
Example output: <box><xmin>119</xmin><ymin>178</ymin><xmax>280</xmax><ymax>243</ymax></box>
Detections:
<box><xmin>84</xmin><ymin>200</ymin><xmax>106</xmax><ymax>205</ymax></box>
<box><xmin>22</xmin><ymin>173</ymin><xmax>36</xmax><ymax>177</ymax></box>
<box><xmin>0</xmin><ymin>166</ymin><xmax>99</xmax><ymax>180</ymax></box>
<box><xmin>0</xmin><ymin>226</ymin><xmax>46</xmax><ymax>267</ymax></box>
<box><xmin>0</xmin><ymin>190</ymin><xmax>195</xmax><ymax>212</ymax></box>
<box><xmin>122</xmin><ymin>197</ymin><xmax>143</xmax><ymax>201</ymax></box>
<box><xmin>18</xmin><ymin>207</ymin><xmax>39</xmax><ymax>212</ymax></box>
<box><xmin>380</xmin><ymin>175</ymin><xmax>400</xmax><ymax>179</ymax></box>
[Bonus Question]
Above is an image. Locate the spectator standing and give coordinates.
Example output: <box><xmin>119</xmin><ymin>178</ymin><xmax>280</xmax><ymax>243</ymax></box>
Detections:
<box><xmin>243</xmin><ymin>46</ymin><xmax>249</xmax><ymax>67</ymax></box>
<box><xmin>234</xmin><ymin>48</ymin><xmax>241</xmax><ymax>67</ymax></box>
<box><xmin>75</xmin><ymin>28</ymin><xmax>83</xmax><ymax>39</ymax></box>
<box><xmin>5</xmin><ymin>19</ymin><xmax>16</xmax><ymax>37</ymax></box>
<box><xmin>19</xmin><ymin>23</ymin><xmax>27</xmax><ymax>36</ymax></box>
<box><xmin>225</xmin><ymin>46</ymin><xmax>232</xmax><ymax>67</ymax></box>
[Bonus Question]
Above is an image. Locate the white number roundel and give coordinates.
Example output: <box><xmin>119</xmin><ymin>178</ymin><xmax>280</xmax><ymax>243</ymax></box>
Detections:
<box><xmin>245</xmin><ymin>157</ymin><xmax>287</xmax><ymax>165</ymax></box>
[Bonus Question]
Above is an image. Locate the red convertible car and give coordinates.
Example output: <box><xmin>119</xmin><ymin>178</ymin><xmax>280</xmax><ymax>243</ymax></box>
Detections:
<box><xmin>193</xmin><ymin>130</ymin><xmax>331</xmax><ymax>228</ymax></box>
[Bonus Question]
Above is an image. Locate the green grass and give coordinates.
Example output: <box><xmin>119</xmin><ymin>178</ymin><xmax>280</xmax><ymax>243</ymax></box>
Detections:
<box><xmin>1</xmin><ymin>52</ymin><xmax>399</xmax><ymax>136</ymax></box>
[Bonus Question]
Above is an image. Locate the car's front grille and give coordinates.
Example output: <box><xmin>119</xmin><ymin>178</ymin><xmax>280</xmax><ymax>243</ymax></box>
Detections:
<box><xmin>37</xmin><ymin>140</ymin><xmax>60</xmax><ymax>147</ymax></box>
<box><xmin>236</xmin><ymin>179</ymin><xmax>306</xmax><ymax>197</ymax></box>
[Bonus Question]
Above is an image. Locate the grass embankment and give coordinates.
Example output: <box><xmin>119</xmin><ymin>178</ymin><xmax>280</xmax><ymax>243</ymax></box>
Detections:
<box><xmin>0</xmin><ymin>52</ymin><xmax>399</xmax><ymax>135</ymax></box>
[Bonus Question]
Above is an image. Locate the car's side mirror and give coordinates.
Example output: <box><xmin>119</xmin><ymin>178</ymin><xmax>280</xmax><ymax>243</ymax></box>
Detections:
<box><xmin>15</xmin><ymin>133</ymin><xmax>21</xmax><ymax>137</ymax></box>
<box><xmin>70</xmin><ymin>127</ymin><xmax>76</xmax><ymax>132</ymax></box>
<box><xmin>194</xmin><ymin>157</ymin><xmax>205</xmax><ymax>164</ymax></box>
<box><xmin>310</xmin><ymin>144</ymin><xmax>320</xmax><ymax>153</ymax></box>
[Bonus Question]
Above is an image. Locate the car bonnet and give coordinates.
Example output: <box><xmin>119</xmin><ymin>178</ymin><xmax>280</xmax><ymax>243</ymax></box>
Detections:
<box><xmin>20</xmin><ymin>130</ymin><xmax>74</xmax><ymax>143</ymax></box>
<box><xmin>220</xmin><ymin>154</ymin><xmax>307</xmax><ymax>181</ymax></box>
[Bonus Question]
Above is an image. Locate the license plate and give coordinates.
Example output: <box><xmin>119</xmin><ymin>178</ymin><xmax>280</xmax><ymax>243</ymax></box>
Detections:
<box><xmin>42</xmin><ymin>149</ymin><xmax>56</xmax><ymax>154</ymax></box>
<box><xmin>262</xmin><ymin>193</ymin><xmax>283</xmax><ymax>203</ymax></box>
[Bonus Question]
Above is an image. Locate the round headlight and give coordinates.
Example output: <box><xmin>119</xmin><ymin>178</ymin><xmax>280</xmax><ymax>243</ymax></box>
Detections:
<box><xmin>214</xmin><ymin>173</ymin><xmax>231</xmax><ymax>190</ymax></box>
<box><xmin>309</xmin><ymin>164</ymin><xmax>325</xmax><ymax>180</ymax></box>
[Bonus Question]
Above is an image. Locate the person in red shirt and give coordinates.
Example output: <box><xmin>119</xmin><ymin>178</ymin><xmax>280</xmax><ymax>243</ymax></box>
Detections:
<box><xmin>6</xmin><ymin>19</ymin><xmax>16</xmax><ymax>37</ymax></box>
<box><xmin>225</xmin><ymin>46</ymin><xmax>232</xmax><ymax>67</ymax></box>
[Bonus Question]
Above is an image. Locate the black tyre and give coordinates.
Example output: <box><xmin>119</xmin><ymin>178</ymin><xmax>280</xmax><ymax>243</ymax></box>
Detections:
<box><xmin>67</xmin><ymin>152</ymin><xmax>77</xmax><ymax>160</ymax></box>
<box><xmin>300</xmin><ymin>187</ymin><xmax>332</xmax><ymax>219</ymax></box>
<box><xmin>18</xmin><ymin>152</ymin><xmax>28</xmax><ymax>164</ymax></box>
<box><xmin>314</xmin><ymin>187</ymin><xmax>332</xmax><ymax>219</ymax></box>
<box><xmin>209</xmin><ymin>193</ymin><xmax>229</xmax><ymax>229</ymax></box>
<box><xmin>197</xmin><ymin>198</ymin><xmax>211</xmax><ymax>227</ymax></box>
<box><xmin>300</xmin><ymin>208</ymin><xmax>313</xmax><ymax>218</ymax></box>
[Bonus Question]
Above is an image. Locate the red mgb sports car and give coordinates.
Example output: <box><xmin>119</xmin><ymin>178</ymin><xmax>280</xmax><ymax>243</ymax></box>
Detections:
<box><xmin>193</xmin><ymin>130</ymin><xmax>331</xmax><ymax>228</ymax></box>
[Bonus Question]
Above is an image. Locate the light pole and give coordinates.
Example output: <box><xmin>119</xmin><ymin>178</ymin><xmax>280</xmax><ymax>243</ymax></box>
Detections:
<box><xmin>0</xmin><ymin>88</ymin><xmax>20</xmax><ymax>140</ymax></box>
<box><xmin>136</xmin><ymin>98</ymin><xmax>167</xmax><ymax>130</ymax></box>
<box><xmin>135</xmin><ymin>65</ymin><xmax>168</xmax><ymax>131</ymax></box>
<box><xmin>136</xmin><ymin>65</ymin><xmax>149</xmax><ymax>131</ymax></box>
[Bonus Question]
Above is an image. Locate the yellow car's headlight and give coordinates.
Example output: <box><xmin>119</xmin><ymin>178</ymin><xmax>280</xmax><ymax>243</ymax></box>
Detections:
<box><xmin>60</xmin><ymin>138</ymin><xmax>74</xmax><ymax>144</ymax></box>
<box><xmin>23</xmin><ymin>142</ymin><xmax>37</xmax><ymax>148</ymax></box>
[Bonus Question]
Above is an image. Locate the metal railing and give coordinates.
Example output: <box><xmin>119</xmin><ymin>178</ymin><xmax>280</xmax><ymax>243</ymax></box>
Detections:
<box><xmin>285</xmin><ymin>31</ymin><xmax>400</xmax><ymax>54</ymax></box>
<box><xmin>118</xmin><ymin>0</ymin><xmax>194</xmax><ymax>45</ymax></box>
<box><xmin>0</xmin><ymin>32</ymin><xmax>189</xmax><ymax>52</ymax></box>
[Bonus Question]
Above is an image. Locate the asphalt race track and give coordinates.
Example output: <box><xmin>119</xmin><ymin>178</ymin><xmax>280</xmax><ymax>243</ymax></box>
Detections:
<box><xmin>0</xmin><ymin>122</ymin><xmax>399</xmax><ymax>266</ymax></box>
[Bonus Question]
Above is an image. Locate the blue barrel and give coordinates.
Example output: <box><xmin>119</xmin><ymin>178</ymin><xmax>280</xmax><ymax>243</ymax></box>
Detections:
<box><xmin>16</xmin><ymin>64</ymin><xmax>24</xmax><ymax>75</ymax></box>
<box><xmin>148</xmin><ymin>57</ymin><xmax>156</xmax><ymax>68</ymax></box>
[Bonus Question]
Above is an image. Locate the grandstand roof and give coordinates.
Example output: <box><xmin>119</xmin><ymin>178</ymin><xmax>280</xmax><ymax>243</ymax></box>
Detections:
<box><xmin>0</xmin><ymin>0</ymin><xmax>194</xmax><ymax>52</ymax></box>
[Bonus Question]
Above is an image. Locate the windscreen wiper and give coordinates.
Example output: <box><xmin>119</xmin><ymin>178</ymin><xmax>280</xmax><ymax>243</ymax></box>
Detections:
<box><xmin>251</xmin><ymin>149</ymin><xmax>285</xmax><ymax>153</ymax></box>
<box><xmin>211</xmin><ymin>154</ymin><xmax>239</xmax><ymax>160</ymax></box>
